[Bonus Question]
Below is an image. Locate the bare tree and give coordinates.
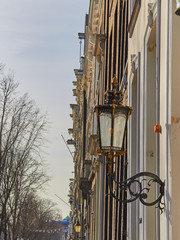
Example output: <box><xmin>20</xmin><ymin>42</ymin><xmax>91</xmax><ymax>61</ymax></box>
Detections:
<box><xmin>17</xmin><ymin>193</ymin><xmax>62</xmax><ymax>240</ymax></box>
<box><xmin>0</xmin><ymin>68</ymin><xmax>52</xmax><ymax>239</ymax></box>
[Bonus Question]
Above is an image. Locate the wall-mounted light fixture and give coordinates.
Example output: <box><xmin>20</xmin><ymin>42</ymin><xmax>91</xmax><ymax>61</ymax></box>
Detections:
<box><xmin>95</xmin><ymin>77</ymin><xmax>165</xmax><ymax>213</ymax></box>
<box><xmin>74</xmin><ymin>220</ymin><xmax>81</xmax><ymax>233</ymax></box>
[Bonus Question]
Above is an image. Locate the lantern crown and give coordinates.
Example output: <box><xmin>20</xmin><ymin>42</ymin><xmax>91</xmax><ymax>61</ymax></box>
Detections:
<box><xmin>105</xmin><ymin>76</ymin><xmax>123</xmax><ymax>105</ymax></box>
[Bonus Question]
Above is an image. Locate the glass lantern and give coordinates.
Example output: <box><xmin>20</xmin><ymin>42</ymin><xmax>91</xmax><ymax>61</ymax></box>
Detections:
<box><xmin>96</xmin><ymin>104</ymin><xmax>132</xmax><ymax>153</ymax></box>
<box><xmin>74</xmin><ymin>220</ymin><xmax>81</xmax><ymax>233</ymax></box>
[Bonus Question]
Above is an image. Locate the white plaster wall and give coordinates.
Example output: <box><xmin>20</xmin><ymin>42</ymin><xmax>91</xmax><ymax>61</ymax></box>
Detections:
<box><xmin>171</xmin><ymin>0</ymin><xmax>180</xmax><ymax>239</ymax></box>
<box><xmin>159</xmin><ymin>0</ymin><xmax>172</xmax><ymax>239</ymax></box>
<box><xmin>128</xmin><ymin>2</ymin><xmax>157</xmax><ymax>240</ymax></box>
<box><xmin>128</xmin><ymin>0</ymin><xmax>173</xmax><ymax>239</ymax></box>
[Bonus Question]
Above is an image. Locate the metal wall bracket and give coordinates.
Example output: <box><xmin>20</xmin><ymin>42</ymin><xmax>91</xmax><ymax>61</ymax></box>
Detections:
<box><xmin>108</xmin><ymin>171</ymin><xmax>165</xmax><ymax>213</ymax></box>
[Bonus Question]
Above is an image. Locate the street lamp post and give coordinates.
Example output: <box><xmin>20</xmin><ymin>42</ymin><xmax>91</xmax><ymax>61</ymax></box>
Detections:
<box><xmin>95</xmin><ymin>77</ymin><xmax>165</xmax><ymax>213</ymax></box>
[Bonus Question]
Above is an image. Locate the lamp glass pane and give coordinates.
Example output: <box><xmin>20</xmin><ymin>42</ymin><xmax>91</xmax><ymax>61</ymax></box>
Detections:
<box><xmin>74</xmin><ymin>224</ymin><xmax>81</xmax><ymax>233</ymax></box>
<box><xmin>113</xmin><ymin>112</ymin><xmax>126</xmax><ymax>151</ymax></box>
<box><xmin>99</xmin><ymin>111</ymin><xmax>112</xmax><ymax>150</ymax></box>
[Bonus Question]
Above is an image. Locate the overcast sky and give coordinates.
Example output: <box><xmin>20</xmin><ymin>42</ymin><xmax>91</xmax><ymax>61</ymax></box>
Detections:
<box><xmin>0</xmin><ymin>0</ymin><xmax>89</xmax><ymax>218</ymax></box>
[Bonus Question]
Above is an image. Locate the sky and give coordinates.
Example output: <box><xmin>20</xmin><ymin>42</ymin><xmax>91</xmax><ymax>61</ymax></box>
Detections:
<box><xmin>0</xmin><ymin>0</ymin><xmax>89</xmax><ymax>218</ymax></box>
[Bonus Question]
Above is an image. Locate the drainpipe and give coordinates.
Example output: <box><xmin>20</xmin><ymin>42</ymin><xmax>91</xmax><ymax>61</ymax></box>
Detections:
<box><xmin>99</xmin><ymin>155</ymin><xmax>105</xmax><ymax>240</ymax></box>
<box><xmin>83</xmin><ymin>90</ymin><xmax>87</xmax><ymax>177</ymax></box>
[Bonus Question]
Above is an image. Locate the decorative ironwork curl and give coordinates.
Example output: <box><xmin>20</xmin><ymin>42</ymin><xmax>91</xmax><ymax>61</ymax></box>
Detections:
<box><xmin>108</xmin><ymin>171</ymin><xmax>165</xmax><ymax>213</ymax></box>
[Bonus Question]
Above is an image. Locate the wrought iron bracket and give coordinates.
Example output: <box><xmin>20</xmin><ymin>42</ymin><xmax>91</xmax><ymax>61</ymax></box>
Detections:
<box><xmin>108</xmin><ymin>171</ymin><xmax>165</xmax><ymax>213</ymax></box>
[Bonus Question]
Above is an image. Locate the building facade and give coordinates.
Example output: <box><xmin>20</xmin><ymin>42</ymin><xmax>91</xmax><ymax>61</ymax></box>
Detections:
<box><xmin>68</xmin><ymin>0</ymin><xmax>180</xmax><ymax>239</ymax></box>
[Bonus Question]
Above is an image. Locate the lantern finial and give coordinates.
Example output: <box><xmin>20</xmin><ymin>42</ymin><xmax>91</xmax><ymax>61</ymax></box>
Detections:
<box><xmin>112</xmin><ymin>76</ymin><xmax>118</xmax><ymax>87</ymax></box>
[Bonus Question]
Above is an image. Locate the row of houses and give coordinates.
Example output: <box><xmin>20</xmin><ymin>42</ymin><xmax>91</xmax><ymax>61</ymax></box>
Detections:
<box><xmin>67</xmin><ymin>0</ymin><xmax>180</xmax><ymax>239</ymax></box>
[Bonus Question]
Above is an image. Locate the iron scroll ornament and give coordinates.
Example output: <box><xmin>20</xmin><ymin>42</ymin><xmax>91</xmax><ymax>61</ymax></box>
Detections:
<box><xmin>108</xmin><ymin>171</ymin><xmax>165</xmax><ymax>213</ymax></box>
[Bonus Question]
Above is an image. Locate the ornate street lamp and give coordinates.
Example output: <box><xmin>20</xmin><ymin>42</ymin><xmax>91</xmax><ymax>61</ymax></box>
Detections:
<box><xmin>74</xmin><ymin>220</ymin><xmax>81</xmax><ymax>233</ymax></box>
<box><xmin>96</xmin><ymin>77</ymin><xmax>132</xmax><ymax>159</ymax></box>
<box><xmin>95</xmin><ymin>77</ymin><xmax>165</xmax><ymax>212</ymax></box>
